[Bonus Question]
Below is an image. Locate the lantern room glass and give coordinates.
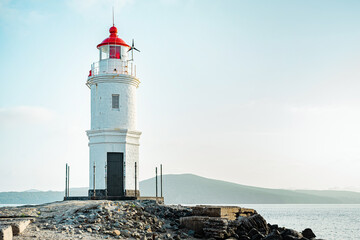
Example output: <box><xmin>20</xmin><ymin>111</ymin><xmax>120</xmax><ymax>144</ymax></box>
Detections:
<box><xmin>100</xmin><ymin>46</ymin><xmax>109</xmax><ymax>60</ymax></box>
<box><xmin>100</xmin><ymin>45</ymin><xmax>122</xmax><ymax>60</ymax></box>
<box><xmin>110</xmin><ymin>46</ymin><xmax>121</xmax><ymax>59</ymax></box>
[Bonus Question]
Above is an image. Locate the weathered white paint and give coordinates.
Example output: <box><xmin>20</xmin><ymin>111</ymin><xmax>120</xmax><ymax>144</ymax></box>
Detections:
<box><xmin>86</xmin><ymin>55</ymin><xmax>141</xmax><ymax>195</ymax></box>
<box><xmin>89</xmin><ymin>76</ymin><xmax>139</xmax><ymax>130</ymax></box>
<box><xmin>87</xmin><ymin>129</ymin><xmax>140</xmax><ymax>191</ymax></box>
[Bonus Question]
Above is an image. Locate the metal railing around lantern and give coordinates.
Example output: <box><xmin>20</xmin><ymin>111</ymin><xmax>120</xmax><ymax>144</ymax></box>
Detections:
<box><xmin>89</xmin><ymin>59</ymin><xmax>137</xmax><ymax>78</ymax></box>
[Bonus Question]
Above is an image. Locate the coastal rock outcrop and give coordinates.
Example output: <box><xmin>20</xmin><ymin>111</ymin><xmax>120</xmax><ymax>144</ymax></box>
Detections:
<box><xmin>0</xmin><ymin>200</ymin><xmax>322</xmax><ymax>240</ymax></box>
<box><xmin>181</xmin><ymin>206</ymin><xmax>321</xmax><ymax>240</ymax></box>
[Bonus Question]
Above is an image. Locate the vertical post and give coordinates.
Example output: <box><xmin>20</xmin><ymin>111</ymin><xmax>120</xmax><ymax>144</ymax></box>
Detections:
<box><xmin>105</xmin><ymin>164</ymin><xmax>107</xmax><ymax>197</ymax></box>
<box><xmin>160</xmin><ymin>164</ymin><xmax>163</xmax><ymax>198</ymax></box>
<box><xmin>65</xmin><ymin>163</ymin><xmax>68</xmax><ymax>200</ymax></box>
<box><xmin>67</xmin><ymin>165</ymin><xmax>70</xmax><ymax>197</ymax></box>
<box><xmin>93</xmin><ymin>163</ymin><xmax>96</xmax><ymax>198</ymax></box>
<box><xmin>155</xmin><ymin>167</ymin><xmax>158</xmax><ymax>202</ymax></box>
<box><xmin>135</xmin><ymin>162</ymin><xmax>137</xmax><ymax>198</ymax></box>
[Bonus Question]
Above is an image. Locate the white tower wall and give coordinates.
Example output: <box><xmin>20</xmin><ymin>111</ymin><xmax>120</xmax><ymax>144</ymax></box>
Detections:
<box><xmin>87</xmin><ymin>72</ymin><xmax>141</xmax><ymax>197</ymax></box>
<box><xmin>87</xmin><ymin>129</ymin><xmax>140</xmax><ymax>192</ymax></box>
<box><xmin>90</xmin><ymin>80</ymin><xmax>137</xmax><ymax>130</ymax></box>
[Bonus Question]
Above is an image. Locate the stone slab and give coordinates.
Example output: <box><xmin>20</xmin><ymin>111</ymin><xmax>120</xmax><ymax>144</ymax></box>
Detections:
<box><xmin>192</xmin><ymin>205</ymin><xmax>239</xmax><ymax>220</ymax></box>
<box><xmin>192</xmin><ymin>205</ymin><xmax>257</xmax><ymax>220</ymax></box>
<box><xmin>10</xmin><ymin>220</ymin><xmax>31</xmax><ymax>235</ymax></box>
<box><xmin>0</xmin><ymin>225</ymin><xmax>12</xmax><ymax>240</ymax></box>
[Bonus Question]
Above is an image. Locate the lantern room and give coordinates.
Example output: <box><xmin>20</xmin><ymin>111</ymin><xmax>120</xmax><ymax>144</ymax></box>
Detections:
<box><xmin>97</xmin><ymin>26</ymin><xmax>130</xmax><ymax>61</ymax></box>
<box><xmin>89</xmin><ymin>25</ymin><xmax>136</xmax><ymax>77</ymax></box>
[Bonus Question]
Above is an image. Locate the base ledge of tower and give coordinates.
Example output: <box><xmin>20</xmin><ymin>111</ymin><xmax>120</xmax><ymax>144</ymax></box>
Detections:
<box><xmin>64</xmin><ymin>194</ymin><xmax>164</xmax><ymax>203</ymax></box>
<box><xmin>87</xmin><ymin>189</ymin><xmax>142</xmax><ymax>200</ymax></box>
<box><xmin>88</xmin><ymin>189</ymin><xmax>107</xmax><ymax>197</ymax></box>
<box><xmin>124</xmin><ymin>190</ymin><xmax>140</xmax><ymax>197</ymax></box>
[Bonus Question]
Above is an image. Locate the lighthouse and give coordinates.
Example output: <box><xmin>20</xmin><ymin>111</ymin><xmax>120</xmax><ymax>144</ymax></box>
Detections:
<box><xmin>86</xmin><ymin>25</ymin><xmax>141</xmax><ymax>198</ymax></box>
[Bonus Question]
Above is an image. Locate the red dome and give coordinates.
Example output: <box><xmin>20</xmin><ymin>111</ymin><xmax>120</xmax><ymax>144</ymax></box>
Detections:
<box><xmin>97</xmin><ymin>25</ymin><xmax>130</xmax><ymax>49</ymax></box>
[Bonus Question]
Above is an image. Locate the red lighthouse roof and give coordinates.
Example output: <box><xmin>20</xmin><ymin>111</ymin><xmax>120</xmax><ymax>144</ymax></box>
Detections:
<box><xmin>97</xmin><ymin>25</ymin><xmax>130</xmax><ymax>49</ymax></box>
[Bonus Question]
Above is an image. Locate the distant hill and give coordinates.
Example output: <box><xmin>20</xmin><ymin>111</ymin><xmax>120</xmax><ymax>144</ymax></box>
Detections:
<box><xmin>140</xmin><ymin>174</ymin><xmax>360</xmax><ymax>204</ymax></box>
<box><xmin>0</xmin><ymin>188</ymin><xmax>88</xmax><ymax>205</ymax></box>
<box><xmin>1</xmin><ymin>174</ymin><xmax>360</xmax><ymax>204</ymax></box>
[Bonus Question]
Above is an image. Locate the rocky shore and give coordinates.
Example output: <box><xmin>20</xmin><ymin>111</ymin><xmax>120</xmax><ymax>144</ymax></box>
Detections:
<box><xmin>0</xmin><ymin>200</ymin><xmax>324</xmax><ymax>240</ymax></box>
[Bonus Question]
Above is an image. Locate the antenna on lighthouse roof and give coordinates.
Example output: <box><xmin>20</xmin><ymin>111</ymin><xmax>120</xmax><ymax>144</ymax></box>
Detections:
<box><xmin>112</xmin><ymin>6</ymin><xmax>114</xmax><ymax>26</ymax></box>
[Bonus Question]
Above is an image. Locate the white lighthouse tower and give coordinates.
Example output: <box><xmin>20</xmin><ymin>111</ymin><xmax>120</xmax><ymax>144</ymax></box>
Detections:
<box><xmin>86</xmin><ymin>25</ymin><xmax>141</xmax><ymax>198</ymax></box>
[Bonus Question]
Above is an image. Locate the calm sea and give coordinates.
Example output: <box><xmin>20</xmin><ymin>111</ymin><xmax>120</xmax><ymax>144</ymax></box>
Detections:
<box><xmin>0</xmin><ymin>204</ymin><xmax>23</xmax><ymax>207</ymax></box>
<box><xmin>241</xmin><ymin>204</ymin><xmax>360</xmax><ymax>240</ymax></box>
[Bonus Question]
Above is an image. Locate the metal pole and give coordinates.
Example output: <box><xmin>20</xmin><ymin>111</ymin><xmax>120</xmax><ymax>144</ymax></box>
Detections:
<box><xmin>155</xmin><ymin>167</ymin><xmax>158</xmax><ymax>202</ymax></box>
<box><xmin>160</xmin><ymin>164</ymin><xmax>163</xmax><ymax>198</ymax></box>
<box><xmin>65</xmin><ymin>164</ymin><xmax>68</xmax><ymax>200</ymax></box>
<box><xmin>93</xmin><ymin>163</ymin><xmax>96</xmax><ymax>197</ymax></box>
<box><xmin>105</xmin><ymin>164</ymin><xmax>107</xmax><ymax>198</ymax></box>
<box><xmin>135</xmin><ymin>162</ymin><xmax>137</xmax><ymax>198</ymax></box>
<box><xmin>67</xmin><ymin>165</ymin><xmax>70</xmax><ymax>197</ymax></box>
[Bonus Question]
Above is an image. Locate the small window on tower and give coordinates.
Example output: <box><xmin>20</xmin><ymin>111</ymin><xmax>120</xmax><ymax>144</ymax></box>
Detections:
<box><xmin>112</xmin><ymin>94</ymin><xmax>119</xmax><ymax>109</ymax></box>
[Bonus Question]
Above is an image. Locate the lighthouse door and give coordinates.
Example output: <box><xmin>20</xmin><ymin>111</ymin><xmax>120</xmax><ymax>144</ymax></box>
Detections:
<box><xmin>107</xmin><ymin>152</ymin><xmax>124</xmax><ymax>196</ymax></box>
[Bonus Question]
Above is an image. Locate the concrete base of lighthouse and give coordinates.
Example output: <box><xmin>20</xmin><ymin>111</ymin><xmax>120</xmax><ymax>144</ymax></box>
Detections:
<box><xmin>87</xmin><ymin>129</ymin><xmax>141</xmax><ymax>198</ymax></box>
<box><xmin>87</xmin><ymin>190</ymin><xmax>141</xmax><ymax>199</ymax></box>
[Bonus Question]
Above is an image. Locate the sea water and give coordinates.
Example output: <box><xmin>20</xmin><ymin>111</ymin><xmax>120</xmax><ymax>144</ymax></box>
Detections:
<box><xmin>0</xmin><ymin>204</ymin><xmax>23</xmax><ymax>207</ymax></box>
<box><xmin>241</xmin><ymin>204</ymin><xmax>360</xmax><ymax>240</ymax></box>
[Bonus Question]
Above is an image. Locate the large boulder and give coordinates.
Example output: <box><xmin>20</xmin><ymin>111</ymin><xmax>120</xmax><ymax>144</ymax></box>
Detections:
<box><xmin>236</xmin><ymin>214</ymin><xmax>270</xmax><ymax>236</ymax></box>
<box><xmin>302</xmin><ymin>228</ymin><xmax>316</xmax><ymax>239</ymax></box>
<box><xmin>263</xmin><ymin>230</ymin><xmax>282</xmax><ymax>240</ymax></box>
<box><xmin>281</xmin><ymin>228</ymin><xmax>303</xmax><ymax>239</ymax></box>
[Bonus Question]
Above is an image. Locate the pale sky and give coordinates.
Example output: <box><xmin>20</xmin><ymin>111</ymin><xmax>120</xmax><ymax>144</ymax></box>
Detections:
<box><xmin>0</xmin><ymin>0</ymin><xmax>360</xmax><ymax>192</ymax></box>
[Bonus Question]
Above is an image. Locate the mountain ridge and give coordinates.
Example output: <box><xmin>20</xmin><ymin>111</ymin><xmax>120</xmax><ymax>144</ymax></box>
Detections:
<box><xmin>1</xmin><ymin>174</ymin><xmax>360</xmax><ymax>204</ymax></box>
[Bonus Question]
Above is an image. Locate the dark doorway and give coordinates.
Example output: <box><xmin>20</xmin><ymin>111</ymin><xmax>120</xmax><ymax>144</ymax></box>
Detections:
<box><xmin>107</xmin><ymin>152</ymin><xmax>124</xmax><ymax>196</ymax></box>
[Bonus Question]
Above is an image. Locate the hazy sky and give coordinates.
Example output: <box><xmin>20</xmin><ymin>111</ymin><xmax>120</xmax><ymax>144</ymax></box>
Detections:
<box><xmin>1</xmin><ymin>0</ymin><xmax>360</xmax><ymax>192</ymax></box>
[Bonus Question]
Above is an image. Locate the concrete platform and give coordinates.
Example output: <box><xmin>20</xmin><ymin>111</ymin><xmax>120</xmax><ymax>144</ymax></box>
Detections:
<box><xmin>64</xmin><ymin>196</ymin><xmax>164</xmax><ymax>203</ymax></box>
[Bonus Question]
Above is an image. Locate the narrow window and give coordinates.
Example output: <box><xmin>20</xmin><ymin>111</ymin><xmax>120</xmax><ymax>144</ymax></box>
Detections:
<box><xmin>112</xmin><ymin>94</ymin><xmax>119</xmax><ymax>109</ymax></box>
